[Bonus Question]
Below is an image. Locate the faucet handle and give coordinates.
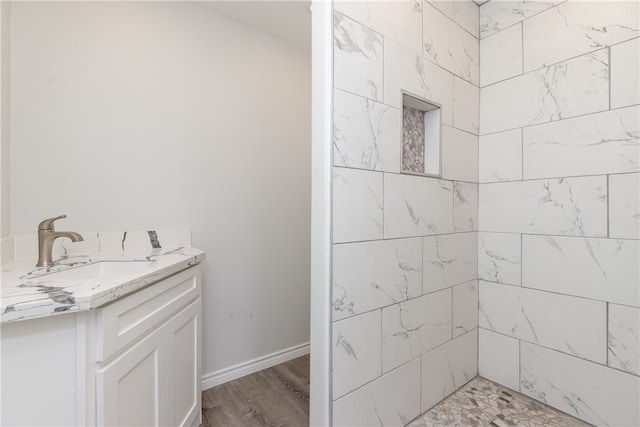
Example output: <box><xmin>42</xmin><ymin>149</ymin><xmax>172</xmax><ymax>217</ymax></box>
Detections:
<box><xmin>38</xmin><ymin>215</ymin><xmax>67</xmax><ymax>231</ymax></box>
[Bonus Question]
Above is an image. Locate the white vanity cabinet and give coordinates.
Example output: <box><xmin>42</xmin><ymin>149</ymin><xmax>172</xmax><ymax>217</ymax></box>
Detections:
<box><xmin>0</xmin><ymin>265</ymin><xmax>202</xmax><ymax>427</ymax></box>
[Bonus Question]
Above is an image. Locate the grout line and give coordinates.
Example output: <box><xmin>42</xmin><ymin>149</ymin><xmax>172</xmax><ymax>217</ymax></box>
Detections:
<box><xmin>472</xmin><ymin>230</ymin><xmax>639</xmax><ymax>242</ymax></box>
<box><xmin>608</xmin><ymin>45</ymin><xmax>612</xmax><ymax>111</ymax></box>
<box><xmin>607</xmin><ymin>174</ymin><xmax>610</xmax><ymax>239</ymax></box>
<box><xmin>606</xmin><ymin>302</ymin><xmax>610</xmax><ymax>367</ymax></box>
<box><xmin>520</xmin><ymin>127</ymin><xmax>524</xmax><ymax>181</ymax></box>
<box><xmin>481</xmin><ymin>278</ymin><xmax>640</xmax><ymax>310</ymax></box>
<box><xmin>519</xmin><ymin>233</ymin><xmax>523</xmax><ymax>286</ymax></box>
<box><xmin>478</xmin><ymin>104</ymin><xmax>638</xmax><ymax>138</ymax></box>
<box><xmin>518</xmin><ymin>339</ymin><xmax>522</xmax><ymax>392</ymax></box>
<box><xmin>521</xmin><ymin>22</ymin><xmax>524</xmax><ymax>77</ymax></box>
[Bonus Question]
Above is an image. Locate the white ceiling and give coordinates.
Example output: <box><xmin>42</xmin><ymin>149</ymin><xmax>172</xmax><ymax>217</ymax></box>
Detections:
<box><xmin>196</xmin><ymin>1</ymin><xmax>311</xmax><ymax>51</ymax></box>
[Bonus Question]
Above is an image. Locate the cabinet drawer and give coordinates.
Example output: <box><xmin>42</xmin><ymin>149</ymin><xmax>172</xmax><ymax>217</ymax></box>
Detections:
<box><xmin>96</xmin><ymin>265</ymin><xmax>201</xmax><ymax>362</ymax></box>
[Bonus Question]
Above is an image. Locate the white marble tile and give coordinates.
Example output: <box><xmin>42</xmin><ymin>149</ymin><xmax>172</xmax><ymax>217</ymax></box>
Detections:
<box><xmin>333</xmin><ymin>89</ymin><xmax>401</xmax><ymax>173</ymax></box>
<box><xmin>332</xmin><ymin>310</ymin><xmax>382</xmax><ymax>399</ymax></box>
<box><xmin>381</xmin><ymin>289</ymin><xmax>452</xmax><ymax>372</ymax></box>
<box><xmin>478</xmin><ymin>328</ymin><xmax>520</xmax><ymax>391</ymax></box>
<box><xmin>611</xmin><ymin>38</ymin><xmax>640</xmax><ymax>109</ymax></box>
<box><xmin>523</xmin><ymin>106</ymin><xmax>640</xmax><ymax>179</ymax></box>
<box><xmin>480</xmin><ymin>24</ymin><xmax>522</xmax><ymax>87</ymax></box>
<box><xmin>423</xmin><ymin>232</ymin><xmax>477</xmax><ymax>294</ymax></box>
<box><xmin>523</xmin><ymin>1</ymin><xmax>639</xmax><ymax>72</ymax></box>
<box><xmin>522</xmin><ymin>235</ymin><xmax>640</xmax><ymax>307</ymax></box>
<box><xmin>441</xmin><ymin>126</ymin><xmax>479</xmax><ymax>183</ymax></box>
<box><xmin>421</xmin><ymin>329</ymin><xmax>478</xmax><ymax>412</ymax></box>
<box><xmin>384</xmin><ymin>38</ymin><xmax>454</xmax><ymax>126</ymax></box>
<box><xmin>423</xmin><ymin>2</ymin><xmax>480</xmax><ymax>85</ymax></box>
<box><xmin>453</xmin><ymin>280</ymin><xmax>478</xmax><ymax>337</ymax></box>
<box><xmin>453</xmin><ymin>0</ymin><xmax>479</xmax><ymax>38</ymax></box>
<box><xmin>334</xmin><ymin>0</ymin><xmax>423</xmax><ymax>55</ymax></box>
<box><xmin>521</xmin><ymin>342</ymin><xmax>640</xmax><ymax>426</ymax></box>
<box><xmin>478</xmin><ymin>232</ymin><xmax>521</xmax><ymax>286</ymax></box>
<box><xmin>333</xmin><ymin>358</ymin><xmax>421</xmax><ymax>427</ymax></box>
<box><xmin>610</xmin><ymin>173</ymin><xmax>640</xmax><ymax>240</ymax></box>
<box><xmin>426</xmin><ymin>0</ymin><xmax>453</xmax><ymax>19</ymax></box>
<box><xmin>454</xmin><ymin>181</ymin><xmax>478</xmax><ymax>232</ymax></box>
<box><xmin>608</xmin><ymin>304</ymin><xmax>640</xmax><ymax>376</ymax></box>
<box><xmin>479</xmin><ymin>129</ymin><xmax>522</xmax><ymax>183</ymax></box>
<box><xmin>480</xmin><ymin>50</ymin><xmax>609</xmax><ymax>135</ymax></box>
<box><xmin>479</xmin><ymin>281</ymin><xmax>606</xmax><ymax>363</ymax></box>
<box><xmin>333</xmin><ymin>167</ymin><xmax>383</xmax><ymax>243</ymax></box>
<box><xmin>332</xmin><ymin>238</ymin><xmax>423</xmax><ymax>321</ymax></box>
<box><xmin>479</xmin><ymin>1</ymin><xmax>564</xmax><ymax>39</ymax></box>
<box><xmin>479</xmin><ymin>176</ymin><xmax>608</xmax><ymax>237</ymax></box>
<box><xmin>453</xmin><ymin>77</ymin><xmax>479</xmax><ymax>135</ymax></box>
<box><xmin>334</xmin><ymin>12</ymin><xmax>383</xmax><ymax>102</ymax></box>
<box><xmin>384</xmin><ymin>173</ymin><xmax>454</xmax><ymax>239</ymax></box>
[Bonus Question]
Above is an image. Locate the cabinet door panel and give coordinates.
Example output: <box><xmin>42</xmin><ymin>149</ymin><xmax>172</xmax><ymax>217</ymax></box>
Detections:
<box><xmin>96</xmin><ymin>326</ymin><xmax>166</xmax><ymax>426</ymax></box>
<box><xmin>166</xmin><ymin>299</ymin><xmax>202</xmax><ymax>427</ymax></box>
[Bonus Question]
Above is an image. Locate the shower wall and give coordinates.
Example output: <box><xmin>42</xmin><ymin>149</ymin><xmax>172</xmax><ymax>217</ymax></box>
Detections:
<box><xmin>330</xmin><ymin>1</ymin><xmax>479</xmax><ymax>425</ymax></box>
<box><xmin>477</xmin><ymin>1</ymin><xmax>639</xmax><ymax>426</ymax></box>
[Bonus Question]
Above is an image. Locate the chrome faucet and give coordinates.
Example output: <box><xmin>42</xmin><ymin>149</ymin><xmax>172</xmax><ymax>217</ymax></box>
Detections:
<box><xmin>36</xmin><ymin>215</ymin><xmax>84</xmax><ymax>267</ymax></box>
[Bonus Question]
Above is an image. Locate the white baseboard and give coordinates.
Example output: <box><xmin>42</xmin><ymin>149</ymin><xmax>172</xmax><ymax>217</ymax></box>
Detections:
<box><xmin>201</xmin><ymin>342</ymin><xmax>310</xmax><ymax>391</ymax></box>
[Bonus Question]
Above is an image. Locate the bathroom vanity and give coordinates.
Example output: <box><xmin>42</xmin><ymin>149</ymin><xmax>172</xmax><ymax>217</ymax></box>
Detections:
<box><xmin>0</xmin><ymin>238</ymin><xmax>205</xmax><ymax>427</ymax></box>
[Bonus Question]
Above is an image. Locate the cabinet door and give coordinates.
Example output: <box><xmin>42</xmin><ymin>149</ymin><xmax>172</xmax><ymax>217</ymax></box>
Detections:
<box><xmin>96</xmin><ymin>325</ymin><xmax>167</xmax><ymax>426</ymax></box>
<box><xmin>166</xmin><ymin>299</ymin><xmax>202</xmax><ymax>427</ymax></box>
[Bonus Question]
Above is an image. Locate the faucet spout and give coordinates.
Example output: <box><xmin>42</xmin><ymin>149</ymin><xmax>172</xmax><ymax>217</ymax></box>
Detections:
<box><xmin>36</xmin><ymin>216</ymin><xmax>84</xmax><ymax>268</ymax></box>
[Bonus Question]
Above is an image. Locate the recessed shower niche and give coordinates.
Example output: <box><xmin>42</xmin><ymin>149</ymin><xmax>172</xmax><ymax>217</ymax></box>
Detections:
<box><xmin>401</xmin><ymin>93</ymin><xmax>441</xmax><ymax>177</ymax></box>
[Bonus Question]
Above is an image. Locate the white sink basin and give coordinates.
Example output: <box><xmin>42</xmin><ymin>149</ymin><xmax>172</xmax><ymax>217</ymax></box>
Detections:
<box><xmin>42</xmin><ymin>261</ymin><xmax>156</xmax><ymax>280</ymax></box>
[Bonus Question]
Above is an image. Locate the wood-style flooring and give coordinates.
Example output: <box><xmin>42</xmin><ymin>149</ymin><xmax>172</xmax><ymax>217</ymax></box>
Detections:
<box><xmin>202</xmin><ymin>355</ymin><xmax>310</xmax><ymax>427</ymax></box>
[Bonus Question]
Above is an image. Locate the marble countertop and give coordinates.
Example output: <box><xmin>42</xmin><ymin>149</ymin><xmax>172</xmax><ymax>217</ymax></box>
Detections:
<box><xmin>1</xmin><ymin>246</ymin><xmax>205</xmax><ymax>324</ymax></box>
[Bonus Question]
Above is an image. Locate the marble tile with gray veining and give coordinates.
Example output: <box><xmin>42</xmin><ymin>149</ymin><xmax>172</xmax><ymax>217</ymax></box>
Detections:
<box><xmin>332</xmin><ymin>167</ymin><xmax>384</xmax><ymax>243</ymax></box>
<box><xmin>453</xmin><ymin>280</ymin><xmax>478</xmax><ymax>337</ymax></box>
<box><xmin>479</xmin><ymin>0</ymin><xmax>564</xmax><ymax>39</ymax></box>
<box><xmin>480</xmin><ymin>23</ymin><xmax>523</xmax><ymax>87</ymax></box>
<box><xmin>453</xmin><ymin>0</ymin><xmax>479</xmax><ymax>38</ymax></box>
<box><xmin>332</xmin><ymin>310</ymin><xmax>382</xmax><ymax>398</ymax></box>
<box><xmin>384</xmin><ymin>38</ymin><xmax>454</xmax><ymax>126</ymax></box>
<box><xmin>479</xmin><ymin>280</ymin><xmax>607</xmax><ymax>363</ymax></box>
<box><xmin>479</xmin><ymin>176</ymin><xmax>608</xmax><ymax>237</ymax></box>
<box><xmin>402</xmin><ymin>105</ymin><xmax>426</xmax><ymax>174</ymax></box>
<box><xmin>611</xmin><ymin>37</ymin><xmax>640</xmax><ymax>109</ymax></box>
<box><xmin>442</xmin><ymin>125</ymin><xmax>479</xmax><ymax>183</ymax></box>
<box><xmin>421</xmin><ymin>329</ymin><xmax>478</xmax><ymax>412</ymax></box>
<box><xmin>523</xmin><ymin>1</ymin><xmax>639</xmax><ymax>72</ymax></box>
<box><xmin>478</xmin><ymin>328</ymin><xmax>520</xmax><ymax>391</ymax></box>
<box><xmin>610</xmin><ymin>173</ymin><xmax>640</xmax><ymax>240</ymax></box>
<box><xmin>333</xmin><ymin>89</ymin><xmax>401</xmax><ymax>173</ymax></box>
<box><xmin>608</xmin><ymin>304</ymin><xmax>640</xmax><ymax>376</ymax></box>
<box><xmin>453</xmin><ymin>76</ymin><xmax>479</xmax><ymax>135</ymax></box>
<box><xmin>333</xmin><ymin>12</ymin><xmax>383</xmax><ymax>101</ymax></box>
<box><xmin>523</xmin><ymin>105</ymin><xmax>639</xmax><ymax>179</ymax></box>
<box><xmin>454</xmin><ymin>181</ymin><xmax>478</xmax><ymax>232</ymax></box>
<box><xmin>481</xmin><ymin>50</ymin><xmax>609</xmax><ymax>135</ymax></box>
<box><xmin>381</xmin><ymin>289</ymin><xmax>452</xmax><ymax>372</ymax></box>
<box><xmin>423</xmin><ymin>2</ymin><xmax>480</xmax><ymax>85</ymax></box>
<box><xmin>478</xmin><ymin>232</ymin><xmax>521</xmax><ymax>286</ymax></box>
<box><xmin>423</xmin><ymin>232</ymin><xmax>477</xmax><ymax>294</ymax></box>
<box><xmin>521</xmin><ymin>342</ymin><xmax>640</xmax><ymax>426</ymax></box>
<box><xmin>384</xmin><ymin>173</ymin><xmax>454</xmax><ymax>239</ymax></box>
<box><xmin>333</xmin><ymin>358</ymin><xmax>421</xmax><ymax>427</ymax></box>
<box><xmin>332</xmin><ymin>238</ymin><xmax>422</xmax><ymax>321</ymax></box>
<box><xmin>522</xmin><ymin>235</ymin><xmax>639</xmax><ymax>307</ymax></box>
<box><xmin>334</xmin><ymin>0</ymin><xmax>423</xmax><ymax>55</ymax></box>
<box><xmin>479</xmin><ymin>129</ymin><xmax>522</xmax><ymax>183</ymax></box>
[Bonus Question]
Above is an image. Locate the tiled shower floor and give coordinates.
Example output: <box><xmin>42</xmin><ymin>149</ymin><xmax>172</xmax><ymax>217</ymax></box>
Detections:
<box><xmin>408</xmin><ymin>377</ymin><xmax>590</xmax><ymax>427</ymax></box>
